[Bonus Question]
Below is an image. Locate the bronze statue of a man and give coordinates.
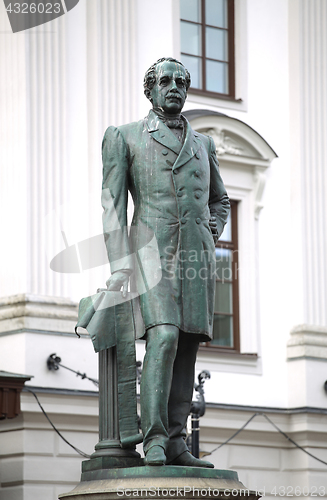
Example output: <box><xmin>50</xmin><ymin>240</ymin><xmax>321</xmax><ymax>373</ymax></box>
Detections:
<box><xmin>102</xmin><ymin>57</ymin><xmax>230</xmax><ymax>467</ymax></box>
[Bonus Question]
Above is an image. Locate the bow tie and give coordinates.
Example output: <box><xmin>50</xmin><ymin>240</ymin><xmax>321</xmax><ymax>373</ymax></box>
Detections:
<box><xmin>164</xmin><ymin>118</ymin><xmax>184</xmax><ymax>129</ymax></box>
<box><xmin>153</xmin><ymin>110</ymin><xmax>184</xmax><ymax>129</ymax></box>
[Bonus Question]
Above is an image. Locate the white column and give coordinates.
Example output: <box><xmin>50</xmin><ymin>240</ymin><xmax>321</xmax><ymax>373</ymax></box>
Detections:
<box><xmin>0</xmin><ymin>0</ymin><xmax>138</xmax><ymax>302</ymax></box>
<box><xmin>292</xmin><ymin>0</ymin><xmax>327</xmax><ymax>326</ymax></box>
<box><xmin>26</xmin><ymin>13</ymin><xmax>72</xmax><ymax>299</ymax></box>
<box><xmin>288</xmin><ymin>0</ymin><xmax>327</xmax><ymax>411</ymax></box>
<box><xmin>0</xmin><ymin>7</ymin><xmax>28</xmax><ymax>297</ymax></box>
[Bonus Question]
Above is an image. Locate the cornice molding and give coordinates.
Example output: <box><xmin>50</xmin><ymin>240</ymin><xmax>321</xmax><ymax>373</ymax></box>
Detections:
<box><xmin>287</xmin><ymin>324</ymin><xmax>327</xmax><ymax>360</ymax></box>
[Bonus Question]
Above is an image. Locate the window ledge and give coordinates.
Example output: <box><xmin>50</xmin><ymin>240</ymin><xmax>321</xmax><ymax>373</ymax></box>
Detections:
<box><xmin>196</xmin><ymin>346</ymin><xmax>261</xmax><ymax>375</ymax></box>
<box><xmin>199</xmin><ymin>346</ymin><xmax>257</xmax><ymax>357</ymax></box>
<box><xmin>188</xmin><ymin>88</ymin><xmax>242</xmax><ymax>102</ymax></box>
<box><xmin>185</xmin><ymin>90</ymin><xmax>247</xmax><ymax>112</ymax></box>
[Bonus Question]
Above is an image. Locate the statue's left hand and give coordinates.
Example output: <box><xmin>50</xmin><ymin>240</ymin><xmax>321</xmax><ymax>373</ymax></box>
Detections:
<box><xmin>209</xmin><ymin>217</ymin><xmax>218</xmax><ymax>243</ymax></box>
<box><xmin>106</xmin><ymin>271</ymin><xmax>129</xmax><ymax>298</ymax></box>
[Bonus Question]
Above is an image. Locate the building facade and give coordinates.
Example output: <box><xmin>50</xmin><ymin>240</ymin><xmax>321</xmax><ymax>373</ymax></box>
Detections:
<box><xmin>0</xmin><ymin>1</ymin><xmax>327</xmax><ymax>499</ymax></box>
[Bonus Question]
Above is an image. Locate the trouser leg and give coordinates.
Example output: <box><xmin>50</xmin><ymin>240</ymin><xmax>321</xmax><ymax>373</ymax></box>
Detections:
<box><xmin>141</xmin><ymin>324</ymin><xmax>179</xmax><ymax>454</ymax></box>
<box><xmin>166</xmin><ymin>331</ymin><xmax>199</xmax><ymax>463</ymax></box>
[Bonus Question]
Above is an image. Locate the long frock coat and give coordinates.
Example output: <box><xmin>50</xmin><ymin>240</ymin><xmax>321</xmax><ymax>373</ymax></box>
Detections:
<box><xmin>101</xmin><ymin>110</ymin><xmax>230</xmax><ymax>342</ymax></box>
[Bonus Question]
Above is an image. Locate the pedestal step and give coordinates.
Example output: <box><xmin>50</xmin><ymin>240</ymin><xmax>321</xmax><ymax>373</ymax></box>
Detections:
<box><xmin>59</xmin><ymin>466</ymin><xmax>259</xmax><ymax>500</ymax></box>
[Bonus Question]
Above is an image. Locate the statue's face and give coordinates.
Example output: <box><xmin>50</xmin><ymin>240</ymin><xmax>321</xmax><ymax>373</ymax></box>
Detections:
<box><xmin>150</xmin><ymin>61</ymin><xmax>187</xmax><ymax>115</ymax></box>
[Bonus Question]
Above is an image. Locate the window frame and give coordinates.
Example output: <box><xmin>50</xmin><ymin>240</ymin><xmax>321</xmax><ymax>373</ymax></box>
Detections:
<box><xmin>185</xmin><ymin>109</ymin><xmax>277</xmax><ymax>360</ymax></box>
<box><xmin>180</xmin><ymin>0</ymin><xmax>235</xmax><ymax>99</ymax></box>
<box><xmin>206</xmin><ymin>200</ymin><xmax>240</xmax><ymax>352</ymax></box>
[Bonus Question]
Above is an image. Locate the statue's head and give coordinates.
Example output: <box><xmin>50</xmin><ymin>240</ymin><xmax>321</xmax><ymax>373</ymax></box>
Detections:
<box><xmin>144</xmin><ymin>57</ymin><xmax>191</xmax><ymax>115</ymax></box>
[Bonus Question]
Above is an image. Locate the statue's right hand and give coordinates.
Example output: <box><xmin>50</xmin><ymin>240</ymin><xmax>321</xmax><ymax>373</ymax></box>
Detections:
<box><xmin>106</xmin><ymin>271</ymin><xmax>129</xmax><ymax>298</ymax></box>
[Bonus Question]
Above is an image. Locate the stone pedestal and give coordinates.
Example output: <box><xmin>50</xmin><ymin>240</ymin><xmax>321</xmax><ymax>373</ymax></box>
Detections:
<box><xmin>58</xmin><ymin>466</ymin><xmax>259</xmax><ymax>500</ymax></box>
<box><xmin>90</xmin><ymin>347</ymin><xmax>142</xmax><ymax>467</ymax></box>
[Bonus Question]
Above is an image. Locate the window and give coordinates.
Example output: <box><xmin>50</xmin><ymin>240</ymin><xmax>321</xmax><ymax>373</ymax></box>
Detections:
<box><xmin>211</xmin><ymin>201</ymin><xmax>239</xmax><ymax>349</ymax></box>
<box><xmin>180</xmin><ymin>0</ymin><xmax>235</xmax><ymax>98</ymax></box>
<box><xmin>184</xmin><ymin>110</ymin><xmax>277</xmax><ymax>358</ymax></box>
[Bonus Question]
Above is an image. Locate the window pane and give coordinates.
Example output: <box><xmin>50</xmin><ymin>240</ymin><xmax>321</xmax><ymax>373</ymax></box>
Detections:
<box><xmin>205</xmin><ymin>0</ymin><xmax>227</xmax><ymax>28</ymax></box>
<box><xmin>215</xmin><ymin>282</ymin><xmax>233</xmax><ymax>313</ymax></box>
<box><xmin>180</xmin><ymin>54</ymin><xmax>202</xmax><ymax>88</ymax></box>
<box><xmin>206</xmin><ymin>59</ymin><xmax>228</xmax><ymax>93</ymax></box>
<box><xmin>212</xmin><ymin>314</ymin><xmax>233</xmax><ymax>346</ymax></box>
<box><xmin>181</xmin><ymin>21</ymin><xmax>202</xmax><ymax>56</ymax></box>
<box><xmin>215</xmin><ymin>248</ymin><xmax>232</xmax><ymax>280</ymax></box>
<box><xmin>206</xmin><ymin>27</ymin><xmax>228</xmax><ymax>61</ymax></box>
<box><xmin>219</xmin><ymin>211</ymin><xmax>231</xmax><ymax>241</ymax></box>
<box><xmin>180</xmin><ymin>0</ymin><xmax>201</xmax><ymax>23</ymax></box>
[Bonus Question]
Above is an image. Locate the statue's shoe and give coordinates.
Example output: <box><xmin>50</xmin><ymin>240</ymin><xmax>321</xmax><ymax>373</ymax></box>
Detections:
<box><xmin>169</xmin><ymin>451</ymin><xmax>214</xmax><ymax>468</ymax></box>
<box><xmin>144</xmin><ymin>445</ymin><xmax>166</xmax><ymax>466</ymax></box>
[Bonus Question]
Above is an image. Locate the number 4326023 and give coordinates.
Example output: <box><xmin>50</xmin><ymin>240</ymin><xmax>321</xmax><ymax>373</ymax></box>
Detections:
<box><xmin>271</xmin><ymin>486</ymin><xmax>325</xmax><ymax>497</ymax></box>
<box><xmin>5</xmin><ymin>2</ymin><xmax>61</xmax><ymax>14</ymax></box>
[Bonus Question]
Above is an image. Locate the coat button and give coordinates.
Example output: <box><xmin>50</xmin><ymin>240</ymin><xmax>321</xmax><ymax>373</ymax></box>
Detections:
<box><xmin>195</xmin><ymin>193</ymin><xmax>200</xmax><ymax>199</ymax></box>
<box><xmin>196</xmin><ymin>218</ymin><xmax>201</xmax><ymax>224</ymax></box>
<box><xmin>195</xmin><ymin>152</ymin><xmax>200</xmax><ymax>159</ymax></box>
<box><xmin>194</xmin><ymin>170</ymin><xmax>200</xmax><ymax>177</ymax></box>
<box><xmin>177</xmin><ymin>190</ymin><xmax>183</xmax><ymax>197</ymax></box>
<box><xmin>181</xmin><ymin>217</ymin><xmax>187</xmax><ymax>224</ymax></box>
<box><xmin>162</xmin><ymin>149</ymin><xmax>168</xmax><ymax>155</ymax></box>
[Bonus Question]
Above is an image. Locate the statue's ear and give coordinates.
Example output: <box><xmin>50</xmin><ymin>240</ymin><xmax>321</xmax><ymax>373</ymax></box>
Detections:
<box><xmin>144</xmin><ymin>89</ymin><xmax>152</xmax><ymax>103</ymax></box>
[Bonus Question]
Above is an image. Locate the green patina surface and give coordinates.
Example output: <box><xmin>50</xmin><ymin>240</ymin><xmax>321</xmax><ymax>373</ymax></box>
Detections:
<box><xmin>77</xmin><ymin>57</ymin><xmax>230</xmax><ymax>470</ymax></box>
<box><xmin>81</xmin><ymin>464</ymin><xmax>239</xmax><ymax>483</ymax></box>
<box><xmin>82</xmin><ymin>457</ymin><xmax>144</xmax><ymax>473</ymax></box>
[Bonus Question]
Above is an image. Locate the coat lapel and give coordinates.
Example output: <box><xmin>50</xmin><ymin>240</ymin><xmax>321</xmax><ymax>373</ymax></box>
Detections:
<box><xmin>173</xmin><ymin>117</ymin><xmax>202</xmax><ymax>171</ymax></box>
<box><xmin>146</xmin><ymin>110</ymin><xmax>181</xmax><ymax>155</ymax></box>
<box><xmin>146</xmin><ymin>110</ymin><xmax>202</xmax><ymax>169</ymax></box>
